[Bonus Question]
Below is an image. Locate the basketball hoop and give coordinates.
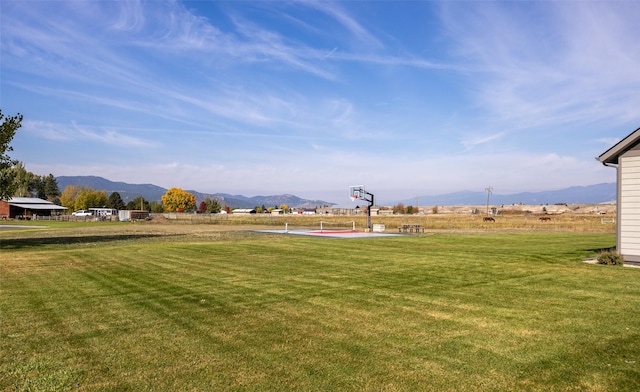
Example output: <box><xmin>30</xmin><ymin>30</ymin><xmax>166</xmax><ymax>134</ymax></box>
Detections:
<box><xmin>349</xmin><ymin>185</ymin><xmax>363</xmax><ymax>202</ymax></box>
<box><xmin>349</xmin><ymin>184</ymin><xmax>374</xmax><ymax>230</ymax></box>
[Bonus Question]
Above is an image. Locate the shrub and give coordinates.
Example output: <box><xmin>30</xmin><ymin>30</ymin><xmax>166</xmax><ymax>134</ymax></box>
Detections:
<box><xmin>596</xmin><ymin>250</ymin><xmax>625</xmax><ymax>266</ymax></box>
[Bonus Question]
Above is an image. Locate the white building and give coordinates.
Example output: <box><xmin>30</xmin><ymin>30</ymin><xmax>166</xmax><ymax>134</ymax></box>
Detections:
<box><xmin>598</xmin><ymin>127</ymin><xmax>640</xmax><ymax>263</ymax></box>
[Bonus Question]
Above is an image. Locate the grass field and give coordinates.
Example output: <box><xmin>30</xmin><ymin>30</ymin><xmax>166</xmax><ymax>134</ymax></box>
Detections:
<box><xmin>1</xmin><ymin>220</ymin><xmax>639</xmax><ymax>391</ymax></box>
<box><xmin>144</xmin><ymin>212</ymin><xmax>618</xmax><ymax>233</ymax></box>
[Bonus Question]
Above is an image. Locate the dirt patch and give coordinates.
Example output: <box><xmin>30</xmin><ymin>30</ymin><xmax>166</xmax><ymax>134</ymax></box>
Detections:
<box><xmin>150</xmin><ymin>215</ymin><xmax>169</xmax><ymax>223</ymax></box>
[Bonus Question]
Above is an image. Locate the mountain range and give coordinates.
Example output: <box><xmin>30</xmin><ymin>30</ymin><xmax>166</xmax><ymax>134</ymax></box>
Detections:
<box><xmin>56</xmin><ymin>176</ymin><xmax>616</xmax><ymax>208</ymax></box>
<box><xmin>395</xmin><ymin>183</ymin><xmax>616</xmax><ymax>206</ymax></box>
<box><xmin>55</xmin><ymin>176</ymin><xmax>333</xmax><ymax>209</ymax></box>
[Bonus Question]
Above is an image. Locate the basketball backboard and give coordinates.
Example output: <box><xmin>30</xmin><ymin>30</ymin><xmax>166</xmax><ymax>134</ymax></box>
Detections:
<box><xmin>349</xmin><ymin>185</ymin><xmax>365</xmax><ymax>201</ymax></box>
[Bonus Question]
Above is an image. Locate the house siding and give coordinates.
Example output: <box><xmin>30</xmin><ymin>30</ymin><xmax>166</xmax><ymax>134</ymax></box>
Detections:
<box><xmin>619</xmin><ymin>154</ymin><xmax>640</xmax><ymax>261</ymax></box>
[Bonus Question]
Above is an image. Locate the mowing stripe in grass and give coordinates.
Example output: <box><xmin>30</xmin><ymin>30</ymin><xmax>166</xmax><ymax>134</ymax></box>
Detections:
<box><xmin>3</xmin><ymin>230</ymin><xmax>640</xmax><ymax>390</ymax></box>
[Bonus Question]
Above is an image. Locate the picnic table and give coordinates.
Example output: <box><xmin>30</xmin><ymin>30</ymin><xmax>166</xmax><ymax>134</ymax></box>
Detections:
<box><xmin>399</xmin><ymin>224</ymin><xmax>424</xmax><ymax>233</ymax></box>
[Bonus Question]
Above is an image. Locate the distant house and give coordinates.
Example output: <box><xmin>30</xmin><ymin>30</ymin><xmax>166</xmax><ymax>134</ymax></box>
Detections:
<box><xmin>291</xmin><ymin>208</ymin><xmax>316</xmax><ymax>215</ymax></box>
<box><xmin>0</xmin><ymin>197</ymin><xmax>67</xmax><ymax>219</ymax></box>
<box><xmin>232</xmin><ymin>208</ymin><xmax>256</xmax><ymax>215</ymax></box>
<box><xmin>118</xmin><ymin>210</ymin><xmax>149</xmax><ymax>222</ymax></box>
<box><xmin>598</xmin><ymin>127</ymin><xmax>640</xmax><ymax>262</ymax></box>
<box><xmin>328</xmin><ymin>204</ymin><xmax>368</xmax><ymax>216</ymax></box>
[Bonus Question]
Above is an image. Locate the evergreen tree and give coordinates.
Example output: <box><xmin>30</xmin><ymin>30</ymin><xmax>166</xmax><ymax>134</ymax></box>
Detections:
<box><xmin>149</xmin><ymin>201</ymin><xmax>164</xmax><ymax>213</ymax></box>
<box><xmin>107</xmin><ymin>192</ymin><xmax>126</xmax><ymax>210</ymax></box>
<box><xmin>204</xmin><ymin>196</ymin><xmax>222</xmax><ymax>213</ymax></box>
<box><xmin>43</xmin><ymin>174</ymin><xmax>61</xmax><ymax>200</ymax></box>
<box><xmin>32</xmin><ymin>176</ymin><xmax>46</xmax><ymax>199</ymax></box>
<box><xmin>127</xmin><ymin>196</ymin><xmax>149</xmax><ymax>211</ymax></box>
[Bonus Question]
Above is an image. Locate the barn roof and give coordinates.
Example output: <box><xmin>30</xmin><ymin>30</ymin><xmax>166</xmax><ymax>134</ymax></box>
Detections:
<box><xmin>598</xmin><ymin>127</ymin><xmax>640</xmax><ymax>165</ymax></box>
<box><xmin>8</xmin><ymin>197</ymin><xmax>50</xmax><ymax>204</ymax></box>
<box><xmin>5</xmin><ymin>197</ymin><xmax>67</xmax><ymax>210</ymax></box>
<box><xmin>232</xmin><ymin>208</ymin><xmax>256</xmax><ymax>213</ymax></box>
<box><xmin>10</xmin><ymin>203</ymin><xmax>67</xmax><ymax>210</ymax></box>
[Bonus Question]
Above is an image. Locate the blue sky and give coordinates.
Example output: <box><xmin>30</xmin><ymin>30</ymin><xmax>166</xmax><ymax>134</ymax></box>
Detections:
<box><xmin>2</xmin><ymin>1</ymin><xmax>639</xmax><ymax>203</ymax></box>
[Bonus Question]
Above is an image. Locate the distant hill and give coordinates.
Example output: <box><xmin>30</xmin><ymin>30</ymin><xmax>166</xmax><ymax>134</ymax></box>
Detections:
<box><xmin>56</xmin><ymin>176</ymin><xmax>616</xmax><ymax>208</ymax></box>
<box><xmin>56</xmin><ymin>176</ymin><xmax>167</xmax><ymax>203</ymax></box>
<box><xmin>395</xmin><ymin>183</ymin><xmax>616</xmax><ymax>206</ymax></box>
<box><xmin>55</xmin><ymin>176</ymin><xmax>333</xmax><ymax>208</ymax></box>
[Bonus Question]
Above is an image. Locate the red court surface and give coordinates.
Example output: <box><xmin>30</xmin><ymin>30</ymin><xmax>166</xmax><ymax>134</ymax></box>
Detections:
<box><xmin>253</xmin><ymin>229</ymin><xmax>406</xmax><ymax>238</ymax></box>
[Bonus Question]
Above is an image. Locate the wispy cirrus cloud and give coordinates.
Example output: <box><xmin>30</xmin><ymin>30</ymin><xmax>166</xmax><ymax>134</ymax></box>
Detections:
<box><xmin>439</xmin><ymin>1</ymin><xmax>640</xmax><ymax>132</ymax></box>
<box><xmin>110</xmin><ymin>0</ymin><xmax>145</xmax><ymax>32</ymax></box>
<box><xmin>302</xmin><ymin>1</ymin><xmax>384</xmax><ymax>50</ymax></box>
<box><xmin>22</xmin><ymin>120</ymin><xmax>154</xmax><ymax>148</ymax></box>
<box><xmin>3</xmin><ymin>0</ymin><xmax>444</xmax><ymax>132</ymax></box>
<box><xmin>460</xmin><ymin>131</ymin><xmax>506</xmax><ymax>151</ymax></box>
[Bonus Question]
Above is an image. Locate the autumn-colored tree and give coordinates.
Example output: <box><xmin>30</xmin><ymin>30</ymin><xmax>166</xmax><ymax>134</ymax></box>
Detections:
<box><xmin>74</xmin><ymin>188</ymin><xmax>107</xmax><ymax>211</ymax></box>
<box><xmin>60</xmin><ymin>185</ymin><xmax>83</xmax><ymax>211</ymax></box>
<box><xmin>392</xmin><ymin>202</ymin><xmax>405</xmax><ymax>215</ymax></box>
<box><xmin>198</xmin><ymin>201</ymin><xmax>207</xmax><ymax>213</ymax></box>
<box><xmin>161</xmin><ymin>188</ymin><xmax>196</xmax><ymax>212</ymax></box>
<box><xmin>59</xmin><ymin>185</ymin><xmax>107</xmax><ymax>211</ymax></box>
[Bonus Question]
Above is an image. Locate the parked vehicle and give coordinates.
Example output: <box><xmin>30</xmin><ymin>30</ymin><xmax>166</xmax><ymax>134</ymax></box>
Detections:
<box><xmin>72</xmin><ymin>210</ymin><xmax>93</xmax><ymax>217</ymax></box>
<box><xmin>89</xmin><ymin>208</ymin><xmax>117</xmax><ymax>217</ymax></box>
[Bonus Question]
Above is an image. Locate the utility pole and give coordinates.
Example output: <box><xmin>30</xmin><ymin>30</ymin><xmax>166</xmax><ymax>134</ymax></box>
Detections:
<box><xmin>485</xmin><ymin>186</ymin><xmax>493</xmax><ymax>215</ymax></box>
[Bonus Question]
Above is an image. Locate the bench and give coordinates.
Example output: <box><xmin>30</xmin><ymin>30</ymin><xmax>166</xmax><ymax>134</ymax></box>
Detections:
<box><xmin>399</xmin><ymin>224</ymin><xmax>424</xmax><ymax>233</ymax></box>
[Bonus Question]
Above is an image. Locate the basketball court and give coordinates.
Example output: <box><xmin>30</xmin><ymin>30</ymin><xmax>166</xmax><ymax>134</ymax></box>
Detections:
<box><xmin>253</xmin><ymin>228</ymin><xmax>405</xmax><ymax>238</ymax></box>
<box><xmin>254</xmin><ymin>186</ymin><xmax>408</xmax><ymax>238</ymax></box>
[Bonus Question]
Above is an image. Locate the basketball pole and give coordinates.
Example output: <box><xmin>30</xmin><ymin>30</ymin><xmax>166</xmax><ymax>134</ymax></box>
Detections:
<box><xmin>350</xmin><ymin>186</ymin><xmax>375</xmax><ymax>230</ymax></box>
<box><xmin>364</xmin><ymin>190</ymin><xmax>374</xmax><ymax>230</ymax></box>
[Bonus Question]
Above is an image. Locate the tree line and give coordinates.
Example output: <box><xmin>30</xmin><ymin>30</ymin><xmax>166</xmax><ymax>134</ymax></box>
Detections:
<box><xmin>6</xmin><ymin>168</ymin><xmax>227</xmax><ymax>214</ymax></box>
<box><xmin>7</xmin><ymin>169</ymin><xmax>226</xmax><ymax>214</ymax></box>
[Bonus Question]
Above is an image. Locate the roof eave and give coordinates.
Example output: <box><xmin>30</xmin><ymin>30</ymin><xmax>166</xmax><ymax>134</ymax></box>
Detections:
<box><xmin>598</xmin><ymin>127</ymin><xmax>640</xmax><ymax>165</ymax></box>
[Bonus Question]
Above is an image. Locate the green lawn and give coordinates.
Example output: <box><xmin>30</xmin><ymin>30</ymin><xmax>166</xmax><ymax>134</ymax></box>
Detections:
<box><xmin>1</xmin><ymin>225</ymin><xmax>639</xmax><ymax>391</ymax></box>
